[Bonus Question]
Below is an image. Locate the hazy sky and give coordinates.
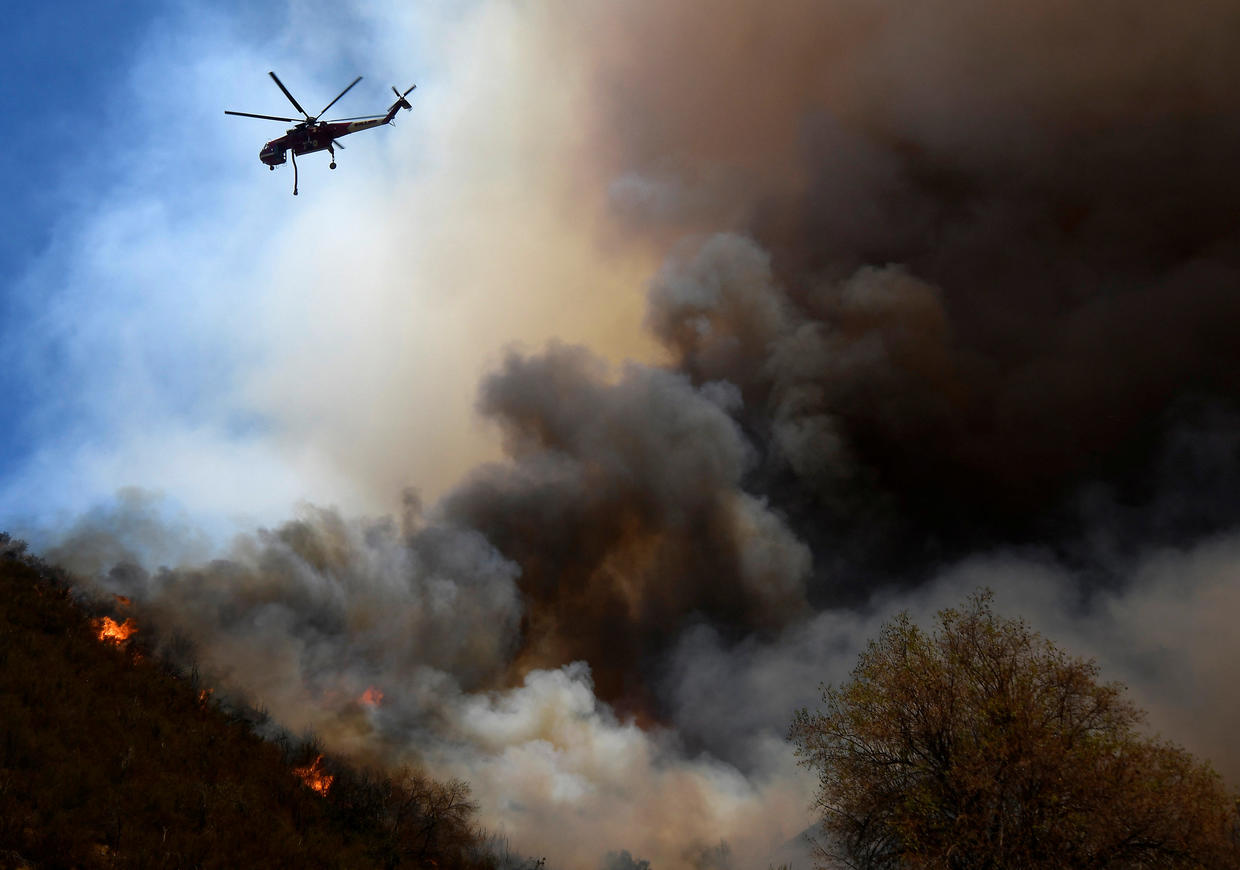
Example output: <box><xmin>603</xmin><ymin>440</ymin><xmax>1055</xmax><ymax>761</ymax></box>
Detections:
<box><xmin>2</xmin><ymin>1</ymin><xmax>661</xmax><ymax>542</ymax></box>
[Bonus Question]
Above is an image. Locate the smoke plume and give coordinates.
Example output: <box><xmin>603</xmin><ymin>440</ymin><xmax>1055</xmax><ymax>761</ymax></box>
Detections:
<box><xmin>25</xmin><ymin>0</ymin><xmax>1240</xmax><ymax>866</ymax></box>
<box><xmin>574</xmin><ymin>0</ymin><xmax>1240</xmax><ymax>581</ymax></box>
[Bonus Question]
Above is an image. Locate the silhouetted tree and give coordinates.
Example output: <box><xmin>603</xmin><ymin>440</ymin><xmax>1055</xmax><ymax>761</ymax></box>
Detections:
<box><xmin>789</xmin><ymin>591</ymin><xmax>1240</xmax><ymax>869</ymax></box>
<box><xmin>385</xmin><ymin>769</ymin><xmax>479</xmax><ymax>868</ymax></box>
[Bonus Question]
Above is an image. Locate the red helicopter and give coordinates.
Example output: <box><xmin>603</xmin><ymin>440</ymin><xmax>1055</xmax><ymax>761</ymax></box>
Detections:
<box><xmin>226</xmin><ymin>71</ymin><xmax>416</xmax><ymax>195</ymax></box>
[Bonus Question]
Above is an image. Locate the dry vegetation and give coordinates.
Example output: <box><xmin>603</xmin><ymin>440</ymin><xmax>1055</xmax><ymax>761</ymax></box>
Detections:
<box><xmin>791</xmin><ymin>591</ymin><xmax>1240</xmax><ymax>869</ymax></box>
<box><xmin>0</xmin><ymin>533</ymin><xmax>522</xmax><ymax>870</ymax></box>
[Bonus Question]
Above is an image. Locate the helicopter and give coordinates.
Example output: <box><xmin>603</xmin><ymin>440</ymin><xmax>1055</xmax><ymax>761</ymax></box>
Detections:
<box><xmin>226</xmin><ymin>71</ymin><xmax>416</xmax><ymax>195</ymax></box>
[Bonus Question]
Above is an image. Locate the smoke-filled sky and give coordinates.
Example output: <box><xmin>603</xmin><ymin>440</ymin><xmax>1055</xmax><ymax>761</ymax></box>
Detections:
<box><xmin>6</xmin><ymin>1</ymin><xmax>1240</xmax><ymax>867</ymax></box>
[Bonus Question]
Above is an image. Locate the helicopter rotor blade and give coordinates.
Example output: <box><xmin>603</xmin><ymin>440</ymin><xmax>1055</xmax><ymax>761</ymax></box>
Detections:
<box><xmin>318</xmin><ymin>76</ymin><xmax>362</xmax><ymax>118</ymax></box>
<box><xmin>268</xmin><ymin>71</ymin><xmax>309</xmax><ymax>118</ymax></box>
<box><xmin>225</xmin><ymin>110</ymin><xmax>301</xmax><ymax>122</ymax></box>
<box><xmin>403</xmin><ymin>84</ymin><xmax>417</xmax><ymax>97</ymax></box>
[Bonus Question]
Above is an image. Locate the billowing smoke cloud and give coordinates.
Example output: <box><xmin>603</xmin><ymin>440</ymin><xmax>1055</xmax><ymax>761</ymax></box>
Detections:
<box><xmin>48</xmin><ymin>496</ymin><xmax>814</xmax><ymax>869</ymax></box>
<box><xmin>574</xmin><ymin>0</ymin><xmax>1240</xmax><ymax>582</ymax></box>
<box><xmin>444</xmin><ymin>343</ymin><xmax>810</xmax><ymax>711</ymax></box>
<box><xmin>22</xmin><ymin>0</ymin><xmax>1240</xmax><ymax>866</ymax></box>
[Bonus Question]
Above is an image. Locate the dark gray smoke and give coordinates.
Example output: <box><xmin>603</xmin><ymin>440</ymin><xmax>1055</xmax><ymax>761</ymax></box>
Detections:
<box><xmin>442</xmin><ymin>343</ymin><xmax>810</xmax><ymax>713</ymax></box>
<box><xmin>580</xmin><ymin>0</ymin><xmax>1240</xmax><ymax>592</ymax></box>
<box><xmin>47</xmin><ymin>497</ymin><xmax>523</xmax><ymax>755</ymax></box>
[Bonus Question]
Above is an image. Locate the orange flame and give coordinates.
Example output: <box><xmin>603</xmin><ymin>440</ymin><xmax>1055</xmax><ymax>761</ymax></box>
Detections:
<box><xmin>293</xmin><ymin>755</ymin><xmax>334</xmax><ymax>796</ymax></box>
<box><xmin>94</xmin><ymin>616</ymin><xmax>138</xmax><ymax>645</ymax></box>
<box><xmin>360</xmin><ymin>686</ymin><xmax>384</xmax><ymax>707</ymax></box>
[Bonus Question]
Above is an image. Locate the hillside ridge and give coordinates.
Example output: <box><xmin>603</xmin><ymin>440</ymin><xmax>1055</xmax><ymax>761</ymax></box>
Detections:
<box><xmin>0</xmin><ymin>533</ymin><xmax>522</xmax><ymax>870</ymax></box>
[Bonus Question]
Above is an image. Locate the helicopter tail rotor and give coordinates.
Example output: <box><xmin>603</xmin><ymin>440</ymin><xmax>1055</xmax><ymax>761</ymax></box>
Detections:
<box><xmin>391</xmin><ymin>83</ymin><xmax>416</xmax><ymax>111</ymax></box>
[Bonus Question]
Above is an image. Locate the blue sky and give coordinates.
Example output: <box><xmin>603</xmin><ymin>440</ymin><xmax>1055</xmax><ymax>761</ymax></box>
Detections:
<box><xmin>4</xmin><ymin>1</ymin><xmax>159</xmax><ymax>469</ymax></box>
<box><xmin>3</xmin><ymin>2</ymin><xmax>333</xmax><ymax>537</ymax></box>
<box><xmin>1</xmin><ymin>0</ymin><xmax>656</xmax><ymax>546</ymax></box>
<box><xmin>7</xmin><ymin>2</ymin><xmax>160</xmax><ymax>266</ymax></box>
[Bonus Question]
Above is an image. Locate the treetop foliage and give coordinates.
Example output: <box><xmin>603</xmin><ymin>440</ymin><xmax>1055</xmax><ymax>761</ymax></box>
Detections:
<box><xmin>789</xmin><ymin>590</ymin><xmax>1240</xmax><ymax>869</ymax></box>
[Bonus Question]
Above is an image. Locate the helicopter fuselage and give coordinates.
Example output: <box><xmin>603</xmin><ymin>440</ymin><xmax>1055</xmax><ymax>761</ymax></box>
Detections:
<box><xmin>260</xmin><ymin>116</ymin><xmax>392</xmax><ymax>167</ymax></box>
